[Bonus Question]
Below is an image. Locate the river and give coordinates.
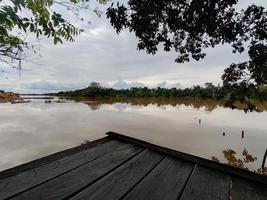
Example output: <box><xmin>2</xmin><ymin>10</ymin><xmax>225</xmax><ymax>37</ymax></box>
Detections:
<box><xmin>0</xmin><ymin>96</ymin><xmax>266</xmax><ymax>175</ymax></box>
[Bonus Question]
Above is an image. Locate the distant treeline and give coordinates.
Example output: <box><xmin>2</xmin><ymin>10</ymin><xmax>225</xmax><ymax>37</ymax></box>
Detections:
<box><xmin>57</xmin><ymin>82</ymin><xmax>267</xmax><ymax>101</ymax></box>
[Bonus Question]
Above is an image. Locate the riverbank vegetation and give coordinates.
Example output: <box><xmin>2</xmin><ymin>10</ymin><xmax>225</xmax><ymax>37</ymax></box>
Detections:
<box><xmin>1</xmin><ymin>1</ymin><xmax>265</xmax><ymax>109</ymax></box>
<box><xmin>58</xmin><ymin>82</ymin><xmax>267</xmax><ymax>112</ymax></box>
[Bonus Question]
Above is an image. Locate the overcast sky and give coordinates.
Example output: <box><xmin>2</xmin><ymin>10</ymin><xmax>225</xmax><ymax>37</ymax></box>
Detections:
<box><xmin>0</xmin><ymin>0</ymin><xmax>266</xmax><ymax>93</ymax></box>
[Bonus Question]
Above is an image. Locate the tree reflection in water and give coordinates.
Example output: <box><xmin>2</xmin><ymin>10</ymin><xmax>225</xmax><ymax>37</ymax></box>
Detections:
<box><xmin>212</xmin><ymin>149</ymin><xmax>267</xmax><ymax>175</ymax></box>
<box><xmin>65</xmin><ymin>97</ymin><xmax>267</xmax><ymax>175</ymax></box>
<box><xmin>73</xmin><ymin>97</ymin><xmax>267</xmax><ymax>112</ymax></box>
<box><xmin>81</xmin><ymin>98</ymin><xmax>224</xmax><ymax>112</ymax></box>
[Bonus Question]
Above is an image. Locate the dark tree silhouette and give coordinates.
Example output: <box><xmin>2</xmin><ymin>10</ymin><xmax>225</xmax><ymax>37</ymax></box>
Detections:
<box><xmin>106</xmin><ymin>0</ymin><xmax>266</xmax><ymax>110</ymax></box>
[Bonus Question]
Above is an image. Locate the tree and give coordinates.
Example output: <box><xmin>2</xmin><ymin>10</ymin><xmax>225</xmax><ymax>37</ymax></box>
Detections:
<box><xmin>1</xmin><ymin>0</ymin><xmax>266</xmax><ymax>110</ymax></box>
<box><xmin>106</xmin><ymin>0</ymin><xmax>266</xmax><ymax>110</ymax></box>
<box><xmin>107</xmin><ymin>1</ymin><xmax>266</xmax><ymax>82</ymax></box>
<box><xmin>0</xmin><ymin>0</ymin><xmax>110</xmax><ymax>68</ymax></box>
<box><xmin>222</xmin><ymin>43</ymin><xmax>267</xmax><ymax>86</ymax></box>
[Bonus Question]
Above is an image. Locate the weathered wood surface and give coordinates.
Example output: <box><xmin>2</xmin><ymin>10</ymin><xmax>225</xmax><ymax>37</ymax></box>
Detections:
<box><xmin>106</xmin><ymin>132</ymin><xmax>267</xmax><ymax>185</ymax></box>
<box><xmin>71</xmin><ymin>150</ymin><xmax>164</xmax><ymax>200</ymax></box>
<box><xmin>0</xmin><ymin>132</ymin><xmax>266</xmax><ymax>200</ymax></box>
<box><xmin>180</xmin><ymin>166</ymin><xmax>230</xmax><ymax>200</ymax></box>
<box><xmin>0</xmin><ymin>137</ymin><xmax>111</xmax><ymax>179</ymax></box>
<box><xmin>231</xmin><ymin>177</ymin><xmax>267</xmax><ymax>200</ymax></box>
<box><xmin>123</xmin><ymin>157</ymin><xmax>195</xmax><ymax>200</ymax></box>
<box><xmin>11</xmin><ymin>144</ymin><xmax>143</xmax><ymax>200</ymax></box>
<box><xmin>0</xmin><ymin>139</ymin><xmax>124</xmax><ymax>199</ymax></box>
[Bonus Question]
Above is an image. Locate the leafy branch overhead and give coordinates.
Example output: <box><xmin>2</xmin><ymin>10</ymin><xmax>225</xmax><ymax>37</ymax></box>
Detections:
<box><xmin>106</xmin><ymin>0</ymin><xmax>267</xmax><ymax>86</ymax></box>
<box><xmin>0</xmin><ymin>0</ymin><xmax>110</xmax><ymax>68</ymax></box>
<box><xmin>106</xmin><ymin>0</ymin><xmax>266</xmax><ymax>110</ymax></box>
<box><xmin>0</xmin><ymin>0</ymin><xmax>266</xmax><ymax>111</ymax></box>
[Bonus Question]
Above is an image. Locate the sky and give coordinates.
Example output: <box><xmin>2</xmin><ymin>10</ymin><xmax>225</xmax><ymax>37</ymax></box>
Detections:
<box><xmin>0</xmin><ymin>0</ymin><xmax>266</xmax><ymax>93</ymax></box>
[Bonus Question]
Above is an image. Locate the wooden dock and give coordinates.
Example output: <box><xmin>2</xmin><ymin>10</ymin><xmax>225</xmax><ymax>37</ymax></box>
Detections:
<box><xmin>0</xmin><ymin>132</ymin><xmax>266</xmax><ymax>200</ymax></box>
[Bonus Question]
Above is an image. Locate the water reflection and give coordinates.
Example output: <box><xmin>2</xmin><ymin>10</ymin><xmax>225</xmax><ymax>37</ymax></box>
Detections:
<box><xmin>75</xmin><ymin>97</ymin><xmax>267</xmax><ymax>112</ymax></box>
<box><xmin>80</xmin><ymin>98</ymin><xmax>224</xmax><ymax>112</ymax></box>
<box><xmin>0</xmin><ymin>96</ymin><xmax>267</xmax><ymax>175</ymax></box>
<box><xmin>212</xmin><ymin>149</ymin><xmax>267</xmax><ymax>175</ymax></box>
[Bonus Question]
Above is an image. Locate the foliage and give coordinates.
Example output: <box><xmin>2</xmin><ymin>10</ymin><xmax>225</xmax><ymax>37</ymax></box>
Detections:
<box><xmin>1</xmin><ymin>0</ymin><xmax>266</xmax><ymax>111</ymax></box>
<box><xmin>107</xmin><ymin>1</ymin><xmax>265</xmax><ymax>58</ymax></box>
<box><xmin>0</xmin><ymin>0</ymin><xmax>110</xmax><ymax>68</ymax></box>
<box><xmin>58</xmin><ymin>82</ymin><xmax>267</xmax><ymax>112</ymax></box>
<box><xmin>212</xmin><ymin>148</ymin><xmax>267</xmax><ymax>175</ymax></box>
<box><xmin>222</xmin><ymin>43</ymin><xmax>267</xmax><ymax>86</ymax></box>
<box><xmin>106</xmin><ymin>0</ymin><xmax>267</xmax><ymax>108</ymax></box>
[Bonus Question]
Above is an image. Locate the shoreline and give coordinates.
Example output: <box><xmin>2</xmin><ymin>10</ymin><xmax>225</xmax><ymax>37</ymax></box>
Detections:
<box><xmin>0</xmin><ymin>91</ymin><xmax>21</xmax><ymax>103</ymax></box>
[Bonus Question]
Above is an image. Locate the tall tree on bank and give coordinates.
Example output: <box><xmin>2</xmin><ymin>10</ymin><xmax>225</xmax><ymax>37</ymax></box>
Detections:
<box><xmin>106</xmin><ymin>0</ymin><xmax>266</xmax><ymax>110</ymax></box>
<box><xmin>0</xmin><ymin>0</ymin><xmax>109</xmax><ymax>68</ymax></box>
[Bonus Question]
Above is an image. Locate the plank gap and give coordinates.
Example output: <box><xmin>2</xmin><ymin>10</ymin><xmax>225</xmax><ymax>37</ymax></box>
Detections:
<box><xmin>0</xmin><ymin>137</ymin><xmax>111</xmax><ymax>180</ymax></box>
<box><xmin>119</xmin><ymin>156</ymin><xmax>167</xmax><ymax>200</ymax></box>
<box><xmin>65</xmin><ymin>149</ymin><xmax>147</xmax><ymax>200</ymax></box>
<box><xmin>229</xmin><ymin>178</ymin><xmax>232</xmax><ymax>200</ymax></box>
<box><xmin>6</xmin><ymin>141</ymin><xmax>127</xmax><ymax>199</ymax></box>
<box><xmin>177</xmin><ymin>163</ymin><xmax>197</xmax><ymax>200</ymax></box>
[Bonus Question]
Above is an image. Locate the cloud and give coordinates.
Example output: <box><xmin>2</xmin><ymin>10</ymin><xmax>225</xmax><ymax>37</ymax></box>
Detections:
<box><xmin>156</xmin><ymin>81</ymin><xmax>183</xmax><ymax>89</ymax></box>
<box><xmin>21</xmin><ymin>81</ymin><xmax>81</xmax><ymax>93</ymax></box>
<box><xmin>23</xmin><ymin>81</ymin><xmax>62</xmax><ymax>90</ymax></box>
<box><xmin>156</xmin><ymin>81</ymin><xmax>168</xmax><ymax>88</ymax></box>
<box><xmin>169</xmin><ymin>82</ymin><xmax>183</xmax><ymax>89</ymax></box>
<box><xmin>112</xmin><ymin>79</ymin><xmax>145</xmax><ymax>89</ymax></box>
<box><xmin>0</xmin><ymin>0</ymin><xmax>265</xmax><ymax>93</ymax></box>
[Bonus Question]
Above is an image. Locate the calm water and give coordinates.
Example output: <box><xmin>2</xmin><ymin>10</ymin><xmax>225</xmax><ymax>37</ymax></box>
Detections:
<box><xmin>0</xmin><ymin>96</ymin><xmax>267</xmax><ymax>174</ymax></box>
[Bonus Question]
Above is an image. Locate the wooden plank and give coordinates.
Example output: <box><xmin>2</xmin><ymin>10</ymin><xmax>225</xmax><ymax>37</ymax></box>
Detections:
<box><xmin>0</xmin><ymin>139</ymin><xmax>124</xmax><ymax>199</ymax></box>
<box><xmin>0</xmin><ymin>136</ymin><xmax>111</xmax><ymax>179</ymax></box>
<box><xmin>106</xmin><ymin>132</ymin><xmax>267</xmax><ymax>185</ymax></box>
<box><xmin>180</xmin><ymin>165</ymin><xmax>230</xmax><ymax>200</ymax></box>
<box><xmin>123</xmin><ymin>157</ymin><xmax>194</xmax><ymax>200</ymax></box>
<box><xmin>70</xmin><ymin>150</ymin><xmax>165</xmax><ymax>200</ymax></box>
<box><xmin>231</xmin><ymin>177</ymin><xmax>267</xmax><ymax>200</ymax></box>
<box><xmin>10</xmin><ymin>143</ymin><xmax>143</xmax><ymax>200</ymax></box>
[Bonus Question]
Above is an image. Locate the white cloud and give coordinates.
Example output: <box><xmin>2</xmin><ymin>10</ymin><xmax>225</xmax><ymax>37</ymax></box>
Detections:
<box><xmin>22</xmin><ymin>80</ymin><xmax>81</xmax><ymax>92</ymax></box>
<box><xmin>0</xmin><ymin>0</ymin><xmax>265</xmax><ymax>93</ymax></box>
<box><xmin>170</xmin><ymin>82</ymin><xmax>183</xmax><ymax>89</ymax></box>
<box><xmin>156</xmin><ymin>81</ymin><xmax>183</xmax><ymax>89</ymax></box>
<box><xmin>112</xmin><ymin>79</ymin><xmax>146</xmax><ymax>89</ymax></box>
